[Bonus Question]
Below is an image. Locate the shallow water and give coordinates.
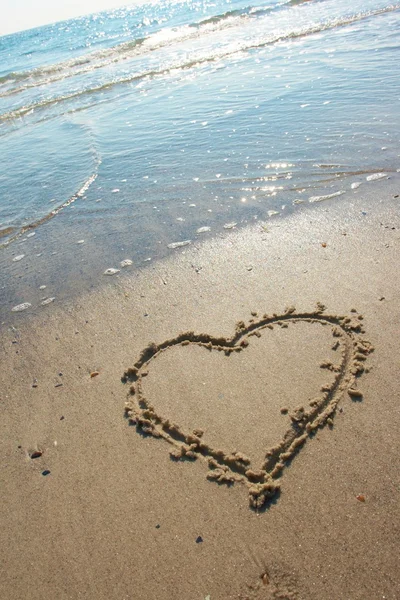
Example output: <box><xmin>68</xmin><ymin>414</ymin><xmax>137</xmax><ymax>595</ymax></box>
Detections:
<box><xmin>0</xmin><ymin>0</ymin><xmax>399</xmax><ymax>320</ymax></box>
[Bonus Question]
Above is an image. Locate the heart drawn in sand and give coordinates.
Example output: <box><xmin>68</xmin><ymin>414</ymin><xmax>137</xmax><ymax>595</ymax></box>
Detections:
<box><xmin>123</xmin><ymin>305</ymin><xmax>372</xmax><ymax>509</ymax></box>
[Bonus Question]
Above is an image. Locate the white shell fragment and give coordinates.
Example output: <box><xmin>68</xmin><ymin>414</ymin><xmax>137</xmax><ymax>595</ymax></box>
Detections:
<box><xmin>223</xmin><ymin>222</ymin><xmax>237</xmax><ymax>229</ymax></box>
<box><xmin>308</xmin><ymin>191</ymin><xmax>344</xmax><ymax>203</ymax></box>
<box><xmin>12</xmin><ymin>302</ymin><xmax>31</xmax><ymax>312</ymax></box>
<box><xmin>13</xmin><ymin>254</ymin><xmax>25</xmax><ymax>262</ymax></box>
<box><xmin>41</xmin><ymin>297</ymin><xmax>55</xmax><ymax>306</ymax></box>
<box><xmin>167</xmin><ymin>240</ymin><xmax>191</xmax><ymax>249</ymax></box>
<box><xmin>196</xmin><ymin>227</ymin><xmax>211</xmax><ymax>233</ymax></box>
<box><xmin>366</xmin><ymin>173</ymin><xmax>387</xmax><ymax>181</ymax></box>
<box><xmin>103</xmin><ymin>268</ymin><xmax>120</xmax><ymax>275</ymax></box>
<box><xmin>120</xmin><ymin>259</ymin><xmax>133</xmax><ymax>268</ymax></box>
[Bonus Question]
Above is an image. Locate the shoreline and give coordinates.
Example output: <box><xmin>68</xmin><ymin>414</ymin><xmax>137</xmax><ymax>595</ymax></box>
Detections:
<box><xmin>1</xmin><ymin>171</ymin><xmax>399</xmax><ymax>328</ymax></box>
<box><xmin>1</xmin><ymin>183</ymin><xmax>400</xmax><ymax>599</ymax></box>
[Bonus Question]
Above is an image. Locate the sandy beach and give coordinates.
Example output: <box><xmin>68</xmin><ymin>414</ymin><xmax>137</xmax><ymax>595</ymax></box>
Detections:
<box><xmin>1</xmin><ymin>180</ymin><xmax>400</xmax><ymax>600</ymax></box>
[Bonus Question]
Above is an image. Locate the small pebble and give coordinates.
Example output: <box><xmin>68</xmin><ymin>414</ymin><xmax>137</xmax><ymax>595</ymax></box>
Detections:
<box><xmin>42</xmin><ymin>470</ymin><xmax>51</xmax><ymax>476</ymax></box>
<box><xmin>30</xmin><ymin>450</ymin><xmax>42</xmax><ymax>459</ymax></box>
<box><xmin>155</xmin><ymin>524</ymin><xmax>161</xmax><ymax>529</ymax></box>
<box><xmin>76</xmin><ymin>240</ymin><xmax>85</xmax><ymax>244</ymax></box>
<box><xmin>39</xmin><ymin>285</ymin><xmax>47</xmax><ymax>290</ymax></box>
<box><xmin>356</xmin><ymin>494</ymin><xmax>366</xmax><ymax>502</ymax></box>
<box><xmin>90</xmin><ymin>371</ymin><xmax>100</xmax><ymax>378</ymax></box>
<box><xmin>13</xmin><ymin>254</ymin><xmax>25</xmax><ymax>262</ymax></box>
<box><xmin>196</xmin><ymin>536</ymin><xmax>203</xmax><ymax>544</ymax></box>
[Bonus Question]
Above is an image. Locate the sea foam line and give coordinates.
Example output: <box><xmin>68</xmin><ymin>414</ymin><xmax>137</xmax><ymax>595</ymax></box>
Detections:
<box><xmin>0</xmin><ymin>172</ymin><xmax>98</xmax><ymax>248</ymax></box>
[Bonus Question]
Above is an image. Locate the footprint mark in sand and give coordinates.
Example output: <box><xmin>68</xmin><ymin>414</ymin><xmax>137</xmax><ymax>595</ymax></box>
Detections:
<box><xmin>122</xmin><ymin>304</ymin><xmax>372</xmax><ymax>509</ymax></box>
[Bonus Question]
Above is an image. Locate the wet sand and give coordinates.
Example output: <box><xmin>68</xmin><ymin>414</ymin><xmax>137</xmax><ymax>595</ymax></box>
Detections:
<box><xmin>1</xmin><ymin>182</ymin><xmax>400</xmax><ymax>600</ymax></box>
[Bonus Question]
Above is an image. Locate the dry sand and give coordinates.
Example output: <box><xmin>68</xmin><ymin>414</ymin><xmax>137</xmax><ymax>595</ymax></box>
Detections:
<box><xmin>1</xmin><ymin>181</ymin><xmax>400</xmax><ymax>600</ymax></box>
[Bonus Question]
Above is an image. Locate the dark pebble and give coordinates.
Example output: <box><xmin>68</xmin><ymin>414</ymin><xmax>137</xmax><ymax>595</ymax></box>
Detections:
<box><xmin>155</xmin><ymin>524</ymin><xmax>161</xmax><ymax>529</ymax></box>
<box><xmin>196</xmin><ymin>536</ymin><xmax>203</xmax><ymax>544</ymax></box>
<box><xmin>60</xmin><ymin>416</ymin><xmax>65</xmax><ymax>421</ymax></box>
<box><xmin>42</xmin><ymin>470</ymin><xmax>51</xmax><ymax>476</ymax></box>
<box><xmin>58</xmin><ymin>372</ymin><xmax>63</xmax><ymax>377</ymax></box>
<box><xmin>55</xmin><ymin>383</ymin><xmax>63</xmax><ymax>388</ymax></box>
<box><xmin>30</xmin><ymin>450</ymin><xmax>43</xmax><ymax>459</ymax></box>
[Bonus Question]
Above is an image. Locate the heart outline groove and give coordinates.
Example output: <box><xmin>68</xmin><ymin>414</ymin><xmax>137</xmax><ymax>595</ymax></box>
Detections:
<box><xmin>123</xmin><ymin>305</ymin><xmax>373</xmax><ymax>509</ymax></box>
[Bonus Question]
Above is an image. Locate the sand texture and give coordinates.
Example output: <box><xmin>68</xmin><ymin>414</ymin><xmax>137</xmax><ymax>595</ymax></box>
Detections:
<box><xmin>1</xmin><ymin>185</ymin><xmax>400</xmax><ymax>600</ymax></box>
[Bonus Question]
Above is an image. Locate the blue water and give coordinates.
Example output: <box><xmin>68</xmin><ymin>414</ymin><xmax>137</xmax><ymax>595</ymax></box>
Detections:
<box><xmin>0</xmin><ymin>0</ymin><xmax>399</xmax><ymax>316</ymax></box>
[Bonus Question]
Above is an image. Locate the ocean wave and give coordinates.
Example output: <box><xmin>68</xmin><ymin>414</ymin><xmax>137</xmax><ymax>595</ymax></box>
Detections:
<box><xmin>0</xmin><ymin>0</ymin><xmax>337</xmax><ymax>97</ymax></box>
<box><xmin>0</xmin><ymin>2</ymin><xmax>398</xmax><ymax>125</ymax></box>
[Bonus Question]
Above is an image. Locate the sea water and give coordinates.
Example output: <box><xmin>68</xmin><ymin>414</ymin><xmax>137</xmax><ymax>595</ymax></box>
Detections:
<box><xmin>0</xmin><ymin>0</ymin><xmax>399</xmax><ymax>318</ymax></box>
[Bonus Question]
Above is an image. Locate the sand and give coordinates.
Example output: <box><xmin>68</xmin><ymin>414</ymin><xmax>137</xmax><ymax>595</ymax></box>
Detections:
<box><xmin>1</xmin><ymin>181</ymin><xmax>400</xmax><ymax>600</ymax></box>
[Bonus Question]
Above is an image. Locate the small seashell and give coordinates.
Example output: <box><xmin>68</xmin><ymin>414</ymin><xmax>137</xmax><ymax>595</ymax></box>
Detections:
<box><xmin>348</xmin><ymin>388</ymin><xmax>363</xmax><ymax>398</ymax></box>
<box><xmin>261</xmin><ymin>572</ymin><xmax>269</xmax><ymax>585</ymax></box>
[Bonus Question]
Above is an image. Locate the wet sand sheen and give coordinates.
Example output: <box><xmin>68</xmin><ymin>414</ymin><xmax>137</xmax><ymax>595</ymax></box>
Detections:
<box><xmin>0</xmin><ymin>187</ymin><xmax>400</xmax><ymax>599</ymax></box>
